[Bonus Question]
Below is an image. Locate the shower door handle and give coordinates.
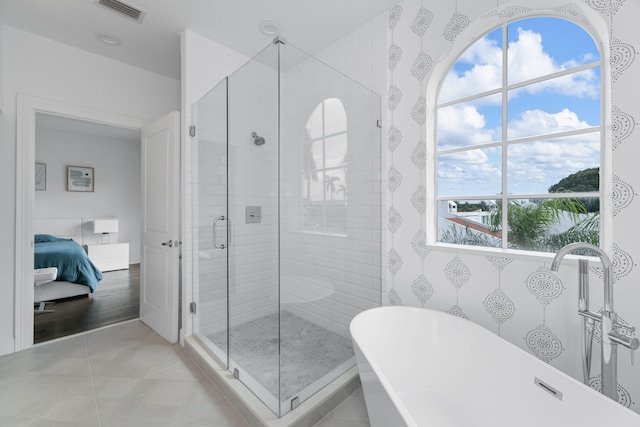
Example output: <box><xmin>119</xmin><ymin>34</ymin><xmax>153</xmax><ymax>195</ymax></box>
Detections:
<box><xmin>213</xmin><ymin>216</ymin><xmax>229</xmax><ymax>249</ymax></box>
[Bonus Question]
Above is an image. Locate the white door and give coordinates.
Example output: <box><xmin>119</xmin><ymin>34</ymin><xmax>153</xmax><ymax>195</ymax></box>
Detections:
<box><xmin>140</xmin><ymin>111</ymin><xmax>180</xmax><ymax>343</ymax></box>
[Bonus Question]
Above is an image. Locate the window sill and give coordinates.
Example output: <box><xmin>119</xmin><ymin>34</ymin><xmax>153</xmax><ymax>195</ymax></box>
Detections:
<box><xmin>426</xmin><ymin>242</ymin><xmax>604</xmax><ymax>266</ymax></box>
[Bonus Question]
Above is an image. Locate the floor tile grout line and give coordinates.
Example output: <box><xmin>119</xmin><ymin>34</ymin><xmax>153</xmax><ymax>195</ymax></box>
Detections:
<box><xmin>85</xmin><ymin>342</ymin><xmax>200</xmax><ymax>401</ymax></box>
<box><xmin>140</xmin><ymin>347</ymin><xmax>198</xmax><ymax>381</ymax></box>
<box><xmin>84</xmin><ymin>335</ymin><xmax>103</xmax><ymax>427</ymax></box>
<box><xmin>83</xmin><ymin>323</ymin><xmax>172</xmax><ymax>371</ymax></box>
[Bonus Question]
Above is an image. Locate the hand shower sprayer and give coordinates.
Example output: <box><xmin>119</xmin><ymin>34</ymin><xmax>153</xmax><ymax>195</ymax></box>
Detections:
<box><xmin>251</xmin><ymin>132</ymin><xmax>266</xmax><ymax>146</ymax></box>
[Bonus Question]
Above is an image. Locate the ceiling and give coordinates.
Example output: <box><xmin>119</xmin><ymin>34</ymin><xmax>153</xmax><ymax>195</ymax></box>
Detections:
<box><xmin>0</xmin><ymin>0</ymin><xmax>399</xmax><ymax>80</ymax></box>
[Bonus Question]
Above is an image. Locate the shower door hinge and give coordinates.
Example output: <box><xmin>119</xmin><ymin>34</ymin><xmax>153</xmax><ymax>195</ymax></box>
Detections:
<box><xmin>376</xmin><ymin>119</ymin><xmax>382</xmax><ymax>128</ymax></box>
<box><xmin>291</xmin><ymin>396</ymin><xmax>300</xmax><ymax>410</ymax></box>
<box><xmin>189</xmin><ymin>301</ymin><xmax>196</xmax><ymax>314</ymax></box>
<box><xmin>189</xmin><ymin>125</ymin><xmax>196</xmax><ymax>137</ymax></box>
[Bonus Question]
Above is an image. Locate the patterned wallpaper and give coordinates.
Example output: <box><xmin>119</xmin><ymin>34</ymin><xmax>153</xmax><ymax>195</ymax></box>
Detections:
<box><xmin>385</xmin><ymin>0</ymin><xmax>640</xmax><ymax>412</ymax></box>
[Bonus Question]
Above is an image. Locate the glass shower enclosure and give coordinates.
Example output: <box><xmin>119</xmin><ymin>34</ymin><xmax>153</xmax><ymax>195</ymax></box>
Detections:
<box><xmin>189</xmin><ymin>38</ymin><xmax>382</xmax><ymax>417</ymax></box>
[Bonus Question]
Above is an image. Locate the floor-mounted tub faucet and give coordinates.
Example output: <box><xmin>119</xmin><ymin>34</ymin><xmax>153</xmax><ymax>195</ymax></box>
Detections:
<box><xmin>551</xmin><ymin>242</ymin><xmax>639</xmax><ymax>402</ymax></box>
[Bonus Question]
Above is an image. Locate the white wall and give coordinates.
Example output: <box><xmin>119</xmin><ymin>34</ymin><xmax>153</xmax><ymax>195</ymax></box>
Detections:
<box><xmin>314</xmin><ymin>14</ymin><xmax>388</xmax><ymax>98</ymax></box>
<box><xmin>1</xmin><ymin>25</ymin><xmax>179</xmax><ymax>354</ymax></box>
<box><xmin>35</xmin><ymin>123</ymin><xmax>142</xmax><ymax>262</ymax></box>
<box><xmin>0</xmin><ymin>24</ymin><xmax>4</xmax><ymax>113</ymax></box>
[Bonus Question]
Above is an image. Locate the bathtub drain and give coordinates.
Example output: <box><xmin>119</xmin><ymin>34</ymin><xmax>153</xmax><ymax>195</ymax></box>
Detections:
<box><xmin>534</xmin><ymin>377</ymin><xmax>563</xmax><ymax>400</ymax></box>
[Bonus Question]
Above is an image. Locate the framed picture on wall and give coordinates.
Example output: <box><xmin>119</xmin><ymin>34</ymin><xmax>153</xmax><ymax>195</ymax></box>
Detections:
<box><xmin>67</xmin><ymin>166</ymin><xmax>94</xmax><ymax>192</ymax></box>
<box><xmin>35</xmin><ymin>163</ymin><xmax>46</xmax><ymax>191</ymax></box>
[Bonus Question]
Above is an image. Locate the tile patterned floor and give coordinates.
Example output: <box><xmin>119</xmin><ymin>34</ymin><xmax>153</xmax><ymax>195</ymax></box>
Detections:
<box><xmin>0</xmin><ymin>320</ymin><xmax>369</xmax><ymax>426</ymax></box>
<box><xmin>314</xmin><ymin>387</ymin><xmax>371</xmax><ymax>427</ymax></box>
<box><xmin>209</xmin><ymin>311</ymin><xmax>354</xmax><ymax>401</ymax></box>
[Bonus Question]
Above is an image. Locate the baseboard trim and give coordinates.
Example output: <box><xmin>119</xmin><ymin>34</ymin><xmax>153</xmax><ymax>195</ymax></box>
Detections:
<box><xmin>0</xmin><ymin>337</ymin><xmax>15</xmax><ymax>356</ymax></box>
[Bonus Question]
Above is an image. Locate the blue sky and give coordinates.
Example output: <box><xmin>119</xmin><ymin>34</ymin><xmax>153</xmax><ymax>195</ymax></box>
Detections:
<box><xmin>437</xmin><ymin>17</ymin><xmax>601</xmax><ymax>197</ymax></box>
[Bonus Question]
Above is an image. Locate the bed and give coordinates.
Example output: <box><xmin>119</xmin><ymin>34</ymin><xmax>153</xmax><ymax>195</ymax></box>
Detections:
<box><xmin>34</xmin><ymin>234</ymin><xmax>103</xmax><ymax>303</ymax></box>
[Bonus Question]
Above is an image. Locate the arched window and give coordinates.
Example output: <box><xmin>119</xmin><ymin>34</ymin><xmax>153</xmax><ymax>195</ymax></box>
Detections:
<box><xmin>303</xmin><ymin>98</ymin><xmax>347</xmax><ymax>233</ymax></box>
<box><xmin>434</xmin><ymin>17</ymin><xmax>602</xmax><ymax>253</ymax></box>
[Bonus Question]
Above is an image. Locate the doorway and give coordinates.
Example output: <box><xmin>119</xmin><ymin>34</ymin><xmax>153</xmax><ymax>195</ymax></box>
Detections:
<box><xmin>32</xmin><ymin>112</ymin><xmax>142</xmax><ymax>343</ymax></box>
<box><xmin>15</xmin><ymin>95</ymin><xmax>147</xmax><ymax>351</ymax></box>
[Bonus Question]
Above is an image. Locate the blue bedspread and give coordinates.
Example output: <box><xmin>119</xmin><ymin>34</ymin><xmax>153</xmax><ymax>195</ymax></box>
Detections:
<box><xmin>34</xmin><ymin>235</ymin><xmax>103</xmax><ymax>292</ymax></box>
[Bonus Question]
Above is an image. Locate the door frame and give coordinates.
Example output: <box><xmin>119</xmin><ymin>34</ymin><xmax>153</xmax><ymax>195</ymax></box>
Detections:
<box><xmin>15</xmin><ymin>95</ymin><xmax>145</xmax><ymax>351</ymax></box>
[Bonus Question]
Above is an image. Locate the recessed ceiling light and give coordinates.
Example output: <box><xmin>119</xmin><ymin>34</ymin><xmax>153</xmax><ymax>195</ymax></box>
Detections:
<box><xmin>94</xmin><ymin>32</ymin><xmax>122</xmax><ymax>46</ymax></box>
<box><xmin>259</xmin><ymin>20</ymin><xmax>281</xmax><ymax>36</ymax></box>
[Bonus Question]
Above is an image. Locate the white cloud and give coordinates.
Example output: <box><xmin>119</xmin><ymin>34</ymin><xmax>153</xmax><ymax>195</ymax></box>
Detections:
<box><xmin>507</xmin><ymin>108</ymin><xmax>592</xmax><ymax>139</ymax></box>
<box><xmin>438</xmin><ymin>25</ymin><xmax>599</xmax><ymax>104</ymax></box>
<box><xmin>506</xmin><ymin>119</ymin><xmax>600</xmax><ymax>194</ymax></box>
<box><xmin>438</xmin><ymin>149</ymin><xmax>502</xmax><ymax>195</ymax></box>
<box><xmin>437</xmin><ymin>103</ymin><xmax>498</xmax><ymax>150</ymax></box>
<box><xmin>510</xmin><ymin>69</ymin><xmax>599</xmax><ymax>101</ymax></box>
<box><xmin>507</xmin><ymin>28</ymin><xmax>557</xmax><ymax>84</ymax></box>
<box><xmin>439</xmin><ymin>105</ymin><xmax>600</xmax><ymax>195</ymax></box>
<box><xmin>440</xmin><ymin>37</ymin><xmax>503</xmax><ymax>103</ymax></box>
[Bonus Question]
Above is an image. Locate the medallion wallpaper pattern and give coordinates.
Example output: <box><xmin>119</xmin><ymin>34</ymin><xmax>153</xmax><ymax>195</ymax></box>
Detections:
<box><xmin>384</xmin><ymin>0</ymin><xmax>640</xmax><ymax>412</ymax></box>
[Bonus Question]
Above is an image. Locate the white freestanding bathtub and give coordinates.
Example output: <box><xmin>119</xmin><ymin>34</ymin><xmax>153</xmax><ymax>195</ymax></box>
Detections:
<box><xmin>351</xmin><ymin>306</ymin><xmax>640</xmax><ymax>427</ymax></box>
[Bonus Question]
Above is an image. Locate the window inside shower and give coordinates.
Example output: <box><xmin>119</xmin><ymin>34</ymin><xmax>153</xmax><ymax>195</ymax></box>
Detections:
<box><xmin>303</xmin><ymin>98</ymin><xmax>348</xmax><ymax>235</ymax></box>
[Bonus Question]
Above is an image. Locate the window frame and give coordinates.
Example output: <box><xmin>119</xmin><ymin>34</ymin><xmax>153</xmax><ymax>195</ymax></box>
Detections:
<box><xmin>426</xmin><ymin>14</ymin><xmax>611</xmax><ymax>254</ymax></box>
<box><xmin>302</xmin><ymin>98</ymin><xmax>348</xmax><ymax>235</ymax></box>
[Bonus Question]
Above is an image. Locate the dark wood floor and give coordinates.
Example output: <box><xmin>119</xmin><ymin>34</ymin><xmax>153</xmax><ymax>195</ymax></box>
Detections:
<box><xmin>34</xmin><ymin>264</ymin><xmax>140</xmax><ymax>344</ymax></box>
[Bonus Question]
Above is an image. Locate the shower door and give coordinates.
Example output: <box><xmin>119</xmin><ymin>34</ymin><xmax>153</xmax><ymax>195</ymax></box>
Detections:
<box><xmin>190</xmin><ymin>77</ymin><xmax>230</xmax><ymax>366</ymax></box>
<box><xmin>190</xmin><ymin>43</ymin><xmax>282</xmax><ymax>415</ymax></box>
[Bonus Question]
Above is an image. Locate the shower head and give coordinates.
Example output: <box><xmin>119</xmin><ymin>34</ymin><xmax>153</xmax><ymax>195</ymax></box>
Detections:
<box><xmin>251</xmin><ymin>132</ymin><xmax>266</xmax><ymax>146</ymax></box>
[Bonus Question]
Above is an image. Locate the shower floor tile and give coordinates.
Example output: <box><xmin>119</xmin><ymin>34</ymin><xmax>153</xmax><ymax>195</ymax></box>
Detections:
<box><xmin>207</xmin><ymin>311</ymin><xmax>354</xmax><ymax>401</ymax></box>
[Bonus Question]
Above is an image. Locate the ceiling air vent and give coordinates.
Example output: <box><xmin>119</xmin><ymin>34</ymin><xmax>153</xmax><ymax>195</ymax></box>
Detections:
<box><xmin>97</xmin><ymin>0</ymin><xmax>145</xmax><ymax>23</ymax></box>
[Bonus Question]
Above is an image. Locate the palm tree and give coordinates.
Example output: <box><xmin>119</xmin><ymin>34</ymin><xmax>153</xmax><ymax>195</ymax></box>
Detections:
<box><xmin>441</xmin><ymin>167</ymin><xmax>601</xmax><ymax>251</ymax></box>
<box><xmin>440</xmin><ymin>223</ymin><xmax>500</xmax><ymax>248</ymax></box>
<box><xmin>546</xmin><ymin>212</ymin><xmax>600</xmax><ymax>252</ymax></box>
<box><xmin>324</xmin><ymin>175</ymin><xmax>341</xmax><ymax>200</ymax></box>
<box><xmin>490</xmin><ymin>198</ymin><xmax>597</xmax><ymax>251</ymax></box>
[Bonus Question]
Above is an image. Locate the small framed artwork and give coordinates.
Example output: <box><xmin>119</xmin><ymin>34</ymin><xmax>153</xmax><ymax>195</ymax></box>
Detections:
<box><xmin>67</xmin><ymin>166</ymin><xmax>94</xmax><ymax>192</ymax></box>
<box><xmin>35</xmin><ymin>163</ymin><xmax>46</xmax><ymax>191</ymax></box>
